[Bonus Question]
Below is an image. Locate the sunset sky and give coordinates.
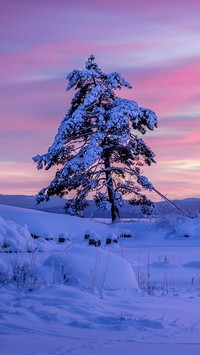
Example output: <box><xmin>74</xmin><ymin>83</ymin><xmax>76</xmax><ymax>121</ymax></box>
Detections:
<box><xmin>0</xmin><ymin>0</ymin><xmax>200</xmax><ymax>201</ymax></box>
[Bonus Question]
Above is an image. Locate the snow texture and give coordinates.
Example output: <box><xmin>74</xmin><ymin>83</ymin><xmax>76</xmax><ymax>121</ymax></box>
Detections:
<box><xmin>1</xmin><ymin>204</ymin><xmax>200</xmax><ymax>354</ymax></box>
<box><xmin>1</xmin><ymin>205</ymin><xmax>200</xmax><ymax>354</ymax></box>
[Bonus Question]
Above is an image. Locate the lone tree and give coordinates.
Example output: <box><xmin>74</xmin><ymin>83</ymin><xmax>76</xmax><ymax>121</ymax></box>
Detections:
<box><xmin>33</xmin><ymin>55</ymin><xmax>158</xmax><ymax>222</ymax></box>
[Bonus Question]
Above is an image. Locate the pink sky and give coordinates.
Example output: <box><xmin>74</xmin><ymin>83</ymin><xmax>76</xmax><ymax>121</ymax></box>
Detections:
<box><xmin>0</xmin><ymin>0</ymin><xmax>200</xmax><ymax>200</ymax></box>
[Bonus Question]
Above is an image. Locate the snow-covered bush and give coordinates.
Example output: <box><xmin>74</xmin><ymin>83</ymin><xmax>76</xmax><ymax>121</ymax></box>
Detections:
<box><xmin>57</xmin><ymin>233</ymin><xmax>70</xmax><ymax>243</ymax></box>
<box><xmin>0</xmin><ymin>216</ymin><xmax>35</xmax><ymax>253</ymax></box>
<box><xmin>39</xmin><ymin>246</ymin><xmax>139</xmax><ymax>292</ymax></box>
<box><xmin>84</xmin><ymin>229</ymin><xmax>91</xmax><ymax>240</ymax></box>
<box><xmin>119</xmin><ymin>229</ymin><xmax>133</xmax><ymax>238</ymax></box>
<box><xmin>106</xmin><ymin>232</ymin><xmax>118</xmax><ymax>244</ymax></box>
<box><xmin>88</xmin><ymin>231</ymin><xmax>101</xmax><ymax>247</ymax></box>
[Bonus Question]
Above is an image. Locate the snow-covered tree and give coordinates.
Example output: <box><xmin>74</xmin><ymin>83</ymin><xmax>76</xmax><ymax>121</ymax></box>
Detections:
<box><xmin>33</xmin><ymin>55</ymin><xmax>158</xmax><ymax>222</ymax></box>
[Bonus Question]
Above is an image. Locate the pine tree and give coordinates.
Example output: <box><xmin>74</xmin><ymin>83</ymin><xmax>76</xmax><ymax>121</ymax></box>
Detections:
<box><xmin>33</xmin><ymin>55</ymin><xmax>158</xmax><ymax>222</ymax></box>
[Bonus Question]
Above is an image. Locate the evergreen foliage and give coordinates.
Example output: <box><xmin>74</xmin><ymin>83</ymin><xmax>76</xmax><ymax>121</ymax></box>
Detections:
<box><xmin>33</xmin><ymin>55</ymin><xmax>158</xmax><ymax>221</ymax></box>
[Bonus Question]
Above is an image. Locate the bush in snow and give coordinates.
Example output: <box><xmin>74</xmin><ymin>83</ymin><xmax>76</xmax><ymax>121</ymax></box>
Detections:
<box><xmin>84</xmin><ymin>230</ymin><xmax>91</xmax><ymax>240</ymax></box>
<box><xmin>42</xmin><ymin>247</ymin><xmax>139</xmax><ymax>292</ymax></box>
<box><xmin>43</xmin><ymin>233</ymin><xmax>54</xmax><ymax>241</ymax></box>
<box><xmin>0</xmin><ymin>260</ymin><xmax>10</xmax><ymax>286</ymax></box>
<box><xmin>88</xmin><ymin>231</ymin><xmax>101</xmax><ymax>247</ymax></box>
<box><xmin>89</xmin><ymin>239</ymin><xmax>101</xmax><ymax>247</ymax></box>
<box><xmin>41</xmin><ymin>253</ymin><xmax>76</xmax><ymax>285</ymax></box>
<box><xmin>0</xmin><ymin>216</ymin><xmax>35</xmax><ymax>253</ymax></box>
<box><xmin>33</xmin><ymin>55</ymin><xmax>158</xmax><ymax>222</ymax></box>
<box><xmin>106</xmin><ymin>232</ymin><xmax>118</xmax><ymax>244</ymax></box>
<box><xmin>57</xmin><ymin>232</ymin><xmax>71</xmax><ymax>243</ymax></box>
<box><xmin>0</xmin><ymin>257</ymin><xmax>41</xmax><ymax>291</ymax></box>
<box><xmin>119</xmin><ymin>229</ymin><xmax>133</xmax><ymax>238</ymax></box>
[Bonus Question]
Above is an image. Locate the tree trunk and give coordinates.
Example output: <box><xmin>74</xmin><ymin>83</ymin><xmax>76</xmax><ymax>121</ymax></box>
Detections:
<box><xmin>104</xmin><ymin>151</ymin><xmax>120</xmax><ymax>222</ymax></box>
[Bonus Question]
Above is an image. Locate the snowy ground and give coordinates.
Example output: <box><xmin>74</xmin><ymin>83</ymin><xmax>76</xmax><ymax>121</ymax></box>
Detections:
<box><xmin>0</xmin><ymin>204</ymin><xmax>200</xmax><ymax>354</ymax></box>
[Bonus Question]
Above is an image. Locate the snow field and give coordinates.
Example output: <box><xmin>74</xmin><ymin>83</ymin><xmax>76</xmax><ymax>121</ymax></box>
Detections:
<box><xmin>1</xmin><ymin>204</ymin><xmax>200</xmax><ymax>354</ymax></box>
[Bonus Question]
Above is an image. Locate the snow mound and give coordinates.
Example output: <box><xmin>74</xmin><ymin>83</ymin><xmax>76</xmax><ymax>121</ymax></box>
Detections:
<box><xmin>43</xmin><ymin>247</ymin><xmax>139</xmax><ymax>291</ymax></box>
<box><xmin>151</xmin><ymin>261</ymin><xmax>180</xmax><ymax>269</ymax></box>
<box><xmin>183</xmin><ymin>261</ymin><xmax>200</xmax><ymax>269</ymax></box>
<box><xmin>0</xmin><ymin>215</ymin><xmax>35</xmax><ymax>252</ymax></box>
<box><xmin>164</xmin><ymin>217</ymin><xmax>200</xmax><ymax>239</ymax></box>
<box><xmin>0</xmin><ymin>214</ymin><xmax>72</xmax><ymax>253</ymax></box>
<box><xmin>0</xmin><ymin>204</ymin><xmax>113</xmax><ymax>241</ymax></box>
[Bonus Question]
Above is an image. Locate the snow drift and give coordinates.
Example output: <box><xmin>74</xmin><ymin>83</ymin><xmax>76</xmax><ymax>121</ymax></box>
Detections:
<box><xmin>43</xmin><ymin>247</ymin><xmax>138</xmax><ymax>291</ymax></box>
<box><xmin>0</xmin><ymin>205</ymin><xmax>138</xmax><ymax>291</ymax></box>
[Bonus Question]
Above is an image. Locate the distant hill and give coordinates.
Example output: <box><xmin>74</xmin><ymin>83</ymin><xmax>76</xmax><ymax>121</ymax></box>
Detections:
<box><xmin>154</xmin><ymin>198</ymin><xmax>200</xmax><ymax>217</ymax></box>
<box><xmin>0</xmin><ymin>194</ymin><xmax>199</xmax><ymax>218</ymax></box>
<box><xmin>0</xmin><ymin>194</ymin><xmax>140</xmax><ymax>217</ymax></box>
<box><xmin>0</xmin><ymin>194</ymin><xmax>66</xmax><ymax>213</ymax></box>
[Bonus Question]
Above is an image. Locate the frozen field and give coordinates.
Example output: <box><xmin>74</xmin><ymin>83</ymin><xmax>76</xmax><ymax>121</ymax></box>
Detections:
<box><xmin>0</xmin><ymin>204</ymin><xmax>200</xmax><ymax>355</ymax></box>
